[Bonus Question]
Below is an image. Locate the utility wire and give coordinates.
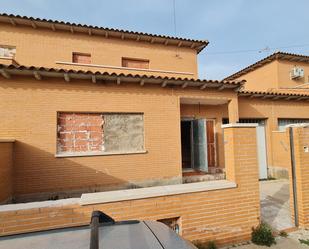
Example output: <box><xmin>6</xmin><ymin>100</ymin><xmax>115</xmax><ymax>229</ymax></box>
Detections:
<box><xmin>173</xmin><ymin>0</ymin><xmax>177</xmax><ymax>36</ymax></box>
<box><xmin>206</xmin><ymin>43</ymin><xmax>309</xmax><ymax>55</ymax></box>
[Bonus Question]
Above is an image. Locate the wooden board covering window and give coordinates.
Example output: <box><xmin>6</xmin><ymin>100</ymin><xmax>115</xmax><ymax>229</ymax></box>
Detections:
<box><xmin>122</xmin><ymin>58</ymin><xmax>149</xmax><ymax>69</ymax></box>
<box><xmin>206</xmin><ymin>120</ymin><xmax>216</xmax><ymax>167</ymax></box>
<box><xmin>72</xmin><ymin>53</ymin><xmax>91</xmax><ymax>64</ymax></box>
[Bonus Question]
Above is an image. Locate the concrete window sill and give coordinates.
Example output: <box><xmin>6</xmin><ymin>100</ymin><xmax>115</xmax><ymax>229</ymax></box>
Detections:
<box><xmin>80</xmin><ymin>180</ymin><xmax>237</xmax><ymax>206</ymax></box>
<box><xmin>55</xmin><ymin>61</ymin><xmax>194</xmax><ymax>76</ymax></box>
<box><xmin>55</xmin><ymin>150</ymin><xmax>148</xmax><ymax>158</ymax></box>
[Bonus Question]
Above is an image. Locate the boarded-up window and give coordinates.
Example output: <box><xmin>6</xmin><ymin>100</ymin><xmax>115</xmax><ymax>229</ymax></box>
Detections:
<box><xmin>72</xmin><ymin>53</ymin><xmax>91</xmax><ymax>64</ymax></box>
<box><xmin>0</xmin><ymin>45</ymin><xmax>16</xmax><ymax>58</ymax></box>
<box><xmin>57</xmin><ymin>112</ymin><xmax>144</xmax><ymax>155</ymax></box>
<box><xmin>122</xmin><ymin>58</ymin><xmax>149</xmax><ymax>69</ymax></box>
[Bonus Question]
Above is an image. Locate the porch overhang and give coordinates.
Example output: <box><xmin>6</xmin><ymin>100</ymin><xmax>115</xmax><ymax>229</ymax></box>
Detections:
<box><xmin>239</xmin><ymin>90</ymin><xmax>309</xmax><ymax>101</ymax></box>
<box><xmin>0</xmin><ymin>63</ymin><xmax>245</xmax><ymax>92</ymax></box>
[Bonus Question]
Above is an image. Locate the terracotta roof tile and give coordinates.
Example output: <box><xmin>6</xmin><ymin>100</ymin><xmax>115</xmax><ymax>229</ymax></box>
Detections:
<box><xmin>0</xmin><ymin>13</ymin><xmax>208</xmax><ymax>53</ymax></box>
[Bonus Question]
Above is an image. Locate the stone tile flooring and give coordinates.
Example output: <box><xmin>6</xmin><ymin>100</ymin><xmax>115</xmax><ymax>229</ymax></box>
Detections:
<box><xmin>259</xmin><ymin>179</ymin><xmax>294</xmax><ymax>231</ymax></box>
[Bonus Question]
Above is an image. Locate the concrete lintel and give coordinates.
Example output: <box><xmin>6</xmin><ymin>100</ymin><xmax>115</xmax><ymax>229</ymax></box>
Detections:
<box><xmin>80</xmin><ymin>180</ymin><xmax>237</xmax><ymax>206</ymax></box>
<box><xmin>221</xmin><ymin>123</ymin><xmax>258</xmax><ymax>128</ymax></box>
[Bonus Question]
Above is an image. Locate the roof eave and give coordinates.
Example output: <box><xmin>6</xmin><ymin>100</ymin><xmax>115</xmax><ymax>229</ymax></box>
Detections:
<box><xmin>0</xmin><ymin>13</ymin><xmax>209</xmax><ymax>53</ymax></box>
<box><xmin>0</xmin><ymin>64</ymin><xmax>243</xmax><ymax>92</ymax></box>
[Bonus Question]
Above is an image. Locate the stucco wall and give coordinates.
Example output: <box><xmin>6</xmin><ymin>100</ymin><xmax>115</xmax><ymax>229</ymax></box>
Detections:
<box><xmin>277</xmin><ymin>60</ymin><xmax>309</xmax><ymax>88</ymax></box>
<box><xmin>236</xmin><ymin>60</ymin><xmax>279</xmax><ymax>91</ymax></box>
<box><xmin>232</xmin><ymin>59</ymin><xmax>309</xmax><ymax>91</ymax></box>
<box><xmin>268</xmin><ymin>131</ymin><xmax>290</xmax><ymax>179</ymax></box>
<box><xmin>288</xmin><ymin>126</ymin><xmax>309</xmax><ymax>228</ymax></box>
<box><xmin>238</xmin><ymin>97</ymin><xmax>309</xmax><ymax>170</ymax></box>
<box><xmin>0</xmin><ymin>141</ymin><xmax>14</xmax><ymax>203</ymax></box>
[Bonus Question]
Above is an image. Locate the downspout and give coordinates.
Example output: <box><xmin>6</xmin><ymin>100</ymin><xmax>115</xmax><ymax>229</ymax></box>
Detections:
<box><xmin>289</xmin><ymin>127</ymin><xmax>299</xmax><ymax>227</ymax></box>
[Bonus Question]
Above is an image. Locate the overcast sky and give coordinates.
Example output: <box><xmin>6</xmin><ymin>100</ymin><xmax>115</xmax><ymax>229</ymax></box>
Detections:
<box><xmin>1</xmin><ymin>0</ymin><xmax>309</xmax><ymax>79</ymax></box>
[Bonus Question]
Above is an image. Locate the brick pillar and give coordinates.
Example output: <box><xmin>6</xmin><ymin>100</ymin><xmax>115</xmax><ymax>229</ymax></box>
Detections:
<box><xmin>228</xmin><ymin>97</ymin><xmax>239</xmax><ymax>123</ymax></box>
<box><xmin>222</xmin><ymin>124</ymin><xmax>260</xmax><ymax>238</ymax></box>
<box><xmin>289</xmin><ymin>126</ymin><xmax>309</xmax><ymax>228</ymax></box>
<box><xmin>223</xmin><ymin>123</ymin><xmax>260</xmax><ymax>191</ymax></box>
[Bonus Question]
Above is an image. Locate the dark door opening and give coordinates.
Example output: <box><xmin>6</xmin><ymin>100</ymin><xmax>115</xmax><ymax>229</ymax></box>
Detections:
<box><xmin>181</xmin><ymin>119</ymin><xmax>208</xmax><ymax>172</ymax></box>
<box><xmin>181</xmin><ymin>121</ymin><xmax>192</xmax><ymax>169</ymax></box>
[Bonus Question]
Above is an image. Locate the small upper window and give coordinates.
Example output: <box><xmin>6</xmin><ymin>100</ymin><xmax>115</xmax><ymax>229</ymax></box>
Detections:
<box><xmin>0</xmin><ymin>45</ymin><xmax>16</xmax><ymax>58</ymax></box>
<box><xmin>122</xmin><ymin>57</ymin><xmax>149</xmax><ymax>69</ymax></box>
<box><xmin>72</xmin><ymin>52</ymin><xmax>91</xmax><ymax>64</ymax></box>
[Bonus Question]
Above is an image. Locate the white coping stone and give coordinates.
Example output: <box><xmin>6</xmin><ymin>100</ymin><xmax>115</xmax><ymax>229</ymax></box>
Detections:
<box><xmin>0</xmin><ymin>198</ymin><xmax>80</xmax><ymax>212</ymax></box>
<box><xmin>221</xmin><ymin>123</ymin><xmax>258</xmax><ymax>128</ymax></box>
<box><xmin>286</xmin><ymin>123</ymin><xmax>309</xmax><ymax>128</ymax></box>
<box><xmin>80</xmin><ymin>180</ymin><xmax>237</xmax><ymax>206</ymax></box>
<box><xmin>0</xmin><ymin>139</ymin><xmax>15</xmax><ymax>143</ymax></box>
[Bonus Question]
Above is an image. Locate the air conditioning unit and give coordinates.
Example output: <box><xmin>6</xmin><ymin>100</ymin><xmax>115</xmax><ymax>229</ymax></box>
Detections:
<box><xmin>290</xmin><ymin>67</ymin><xmax>304</xmax><ymax>79</ymax></box>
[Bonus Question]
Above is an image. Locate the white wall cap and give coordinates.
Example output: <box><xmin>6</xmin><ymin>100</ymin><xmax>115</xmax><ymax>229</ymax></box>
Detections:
<box><xmin>221</xmin><ymin>123</ymin><xmax>258</xmax><ymax>128</ymax></box>
<box><xmin>80</xmin><ymin>180</ymin><xmax>236</xmax><ymax>206</ymax></box>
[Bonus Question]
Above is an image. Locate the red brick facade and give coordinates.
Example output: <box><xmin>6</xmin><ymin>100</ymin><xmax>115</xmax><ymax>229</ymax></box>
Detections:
<box><xmin>57</xmin><ymin>113</ymin><xmax>104</xmax><ymax>153</ymax></box>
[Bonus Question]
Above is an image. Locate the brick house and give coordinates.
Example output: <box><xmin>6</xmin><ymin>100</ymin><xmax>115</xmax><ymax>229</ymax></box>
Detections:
<box><xmin>1</xmin><ymin>13</ymin><xmax>309</xmax><ymax>245</ymax></box>
<box><xmin>0</xmin><ymin>13</ymin><xmax>242</xmax><ymax>203</ymax></box>
<box><xmin>225</xmin><ymin>52</ymin><xmax>309</xmax><ymax>179</ymax></box>
<box><xmin>0</xmin><ymin>13</ymin><xmax>309</xmax><ymax>203</ymax></box>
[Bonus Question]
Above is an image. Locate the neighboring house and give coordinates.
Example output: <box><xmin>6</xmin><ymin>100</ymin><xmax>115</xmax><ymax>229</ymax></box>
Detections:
<box><xmin>225</xmin><ymin>51</ymin><xmax>309</xmax><ymax>179</ymax></box>
<box><xmin>0</xmin><ymin>13</ymin><xmax>309</xmax><ymax>204</ymax></box>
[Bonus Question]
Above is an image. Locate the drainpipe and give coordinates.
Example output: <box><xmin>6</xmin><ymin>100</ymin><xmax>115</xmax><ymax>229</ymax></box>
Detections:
<box><xmin>289</xmin><ymin>127</ymin><xmax>299</xmax><ymax>227</ymax></box>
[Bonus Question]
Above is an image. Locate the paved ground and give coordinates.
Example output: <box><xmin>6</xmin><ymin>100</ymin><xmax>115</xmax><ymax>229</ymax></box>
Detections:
<box><xmin>259</xmin><ymin>179</ymin><xmax>294</xmax><ymax>231</ymax></box>
<box><xmin>224</xmin><ymin>230</ymin><xmax>309</xmax><ymax>249</ymax></box>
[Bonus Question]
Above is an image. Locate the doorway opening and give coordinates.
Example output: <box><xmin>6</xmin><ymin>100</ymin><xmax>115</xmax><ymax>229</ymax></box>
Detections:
<box><xmin>181</xmin><ymin>119</ymin><xmax>207</xmax><ymax>173</ymax></box>
<box><xmin>181</xmin><ymin>120</ymin><xmax>193</xmax><ymax>170</ymax></box>
<box><xmin>181</xmin><ymin>118</ymin><xmax>217</xmax><ymax>172</ymax></box>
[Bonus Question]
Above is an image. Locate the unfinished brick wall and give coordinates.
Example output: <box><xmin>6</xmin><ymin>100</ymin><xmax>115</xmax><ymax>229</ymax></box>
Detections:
<box><xmin>57</xmin><ymin>112</ymin><xmax>144</xmax><ymax>155</ymax></box>
<box><xmin>57</xmin><ymin>113</ymin><xmax>104</xmax><ymax>153</ymax></box>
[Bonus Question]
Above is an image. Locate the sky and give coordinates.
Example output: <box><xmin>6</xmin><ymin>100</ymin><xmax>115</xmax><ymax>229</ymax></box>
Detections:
<box><xmin>1</xmin><ymin>0</ymin><xmax>309</xmax><ymax>80</ymax></box>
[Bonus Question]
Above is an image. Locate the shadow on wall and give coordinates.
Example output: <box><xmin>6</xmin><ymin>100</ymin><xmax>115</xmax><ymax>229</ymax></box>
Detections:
<box><xmin>11</xmin><ymin>141</ymin><xmax>142</xmax><ymax>203</ymax></box>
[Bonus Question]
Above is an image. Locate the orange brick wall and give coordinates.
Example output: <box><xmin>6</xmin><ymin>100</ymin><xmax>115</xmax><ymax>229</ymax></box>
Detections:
<box><xmin>0</xmin><ymin>23</ymin><xmax>198</xmax><ymax>79</ymax></box>
<box><xmin>0</xmin><ymin>142</ymin><xmax>14</xmax><ymax>203</ymax></box>
<box><xmin>0</xmin><ymin>126</ymin><xmax>260</xmax><ymax>246</ymax></box>
<box><xmin>57</xmin><ymin>112</ymin><xmax>104</xmax><ymax>153</ymax></box>
<box><xmin>0</xmin><ymin>76</ymin><xmax>237</xmax><ymax>201</ymax></box>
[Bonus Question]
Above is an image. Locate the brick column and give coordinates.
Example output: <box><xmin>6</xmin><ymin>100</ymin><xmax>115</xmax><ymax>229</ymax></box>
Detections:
<box><xmin>289</xmin><ymin>126</ymin><xmax>309</xmax><ymax>228</ymax></box>
<box><xmin>228</xmin><ymin>97</ymin><xmax>239</xmax><ymax>123</ymax></box>
<box><xmin>222</xmin><ymin>124</ymin><xmax>260</xmax><ymax>190</ymax></box>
